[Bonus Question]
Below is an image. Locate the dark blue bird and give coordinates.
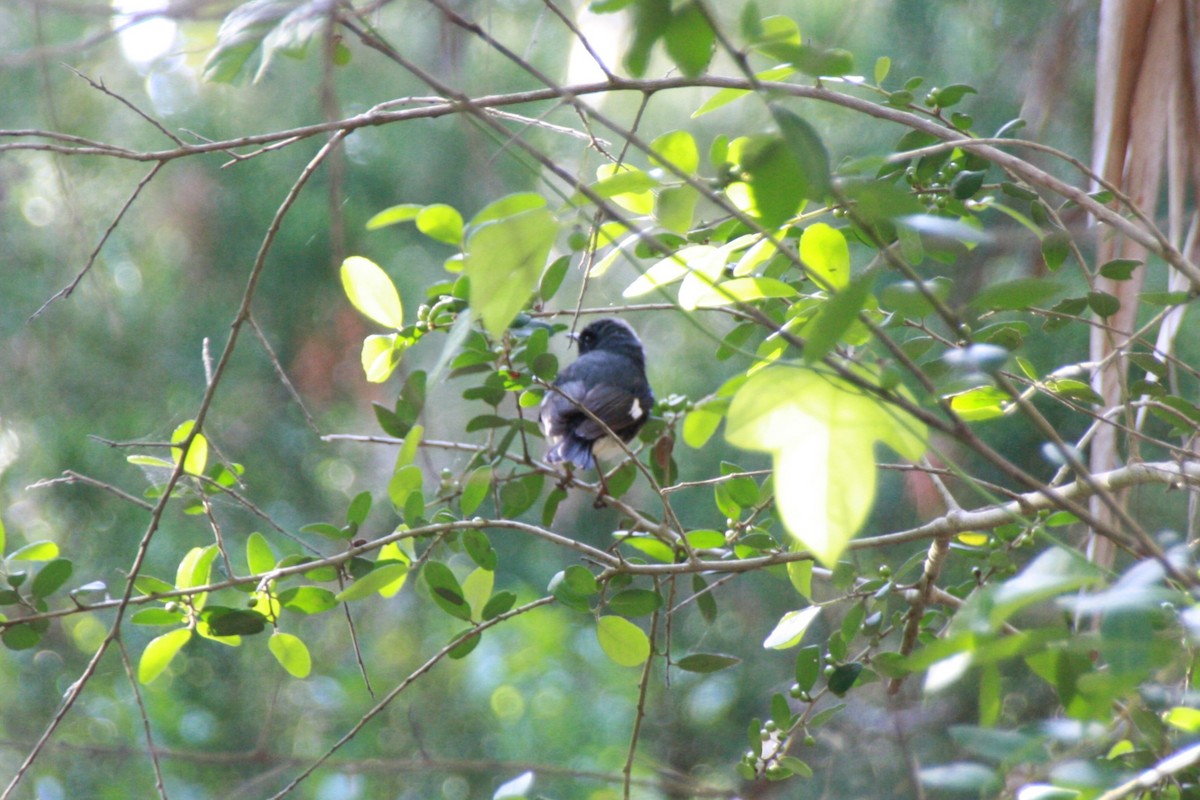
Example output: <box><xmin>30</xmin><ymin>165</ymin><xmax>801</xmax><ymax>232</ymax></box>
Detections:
<box><xmin>540</xmin><ymin>318</ymin><xmax>654</xmax><ymax>470</ymax></box>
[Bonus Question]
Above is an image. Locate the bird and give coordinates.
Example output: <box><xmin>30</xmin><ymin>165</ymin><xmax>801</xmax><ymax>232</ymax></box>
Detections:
<box><xmin>539</xmin><ymin>317</ymin><xmax>654</xmax><ymax>472</ymax></box>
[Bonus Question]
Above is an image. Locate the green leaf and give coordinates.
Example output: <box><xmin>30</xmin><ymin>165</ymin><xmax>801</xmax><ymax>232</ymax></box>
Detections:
<box><xmin>464</xmin><ymin>529</ymin><xmax>498</xmax><ymax>572</ymax></box>
<box><xmin>460</xmin><ymin>466</ymin><xmax>492</xmax><ymax>515</ymax></box>
<box><xmin>795</xmin><ymin>644</ymin><xmax>821</xmax><ymax>690</ymax></box>
<box><xmin>788</xmin><ymin>560</ymin><xmax>813</xmax><ymax>599</ymax></box>
<box><xmin>947</xmin><ymin>385</ymin><xmax>1010</xmax><ymax>421</ymax></box>
<box><xmin>1</xmin><ymin>624</ymin><xmax>42</xmax><ymax>651</ymax></box>
<box><xmin>1087</xmin><ymin>290</ymin><xmax>1121</xmax><ymax>318</ymax></box>
<box><xmin>539</xmin><ymin>254</ymin><xmax>570</xmax><ymax>301</ymax></box>
<box><xmin>880</xmin><ymin>277</ymin><xmax>953</xmax><ymax>318</ymax></box>
<box><xmin>499</xmin><ymin>473</ymin><xmax>543</xmax><ymax>518</ymax></box>
<box><xmin>737</xmin><ymin>135</ymin><xmax>807</xmax><ymax>227</ymax></box>
<box><xmin>134</xmin><ymin>575</ymin><xmax>175</xmax><ymax>596</ymax></box>
<box><xmin>365</xmin><ymin>203</ymin><xmax>422</xmax><ymax>230</ymax></box>
<box><xmin>334</xmin><ymin>562</ymin><xmax>409</xmax><ymax>602</ymax></box>
<box><xmin>692</xmin><ymin>65</ymin><xmax>795</xmax><ymax>117</ymax></box>
<box><xmin>725</xmin><ymin>366</ymin><xmax>926</xmax><ymax>565</ymax></box>
<box><xmin>798</xmin><ymin>223</ymin><xmax>850</xmax><ymax>290</ymax></box>
<box><xmin>675</xmin><ymin>653</ymin><xmax>741</xmax><ymax>673</ymax></box>
<box><xmin>138</xmin><ymin>628</ymin><xmax>192</xmax><ymax>684</ymax></box>
<box><xmin>625</xmin><ymin>244</ymin><xmax>718</xmax><ymax>298</ymax></box>
<box><xmin>423</xmin><ymin>561</ymin><xmax>473</xmax><ymax>621</ymax></box>
<box><xmin>803</xmin><ymin>269</ymin><xmax>877</xmax><ymax>364</ymax></box>
<box><xmin>775</xmin><ymin>43</ymin><xmax>854</xmax><ymax>77</ymax></box>
<box><xmin>8</xmin><ymin>540</ymin><xmax>59</xmax><ymax>561</ymax></box>
<box><xmin>1141</xmin><ymin>290</ymin><xmax>1191</xmax><ymax>306</ymax></box>
<box><xmin>763</xmin><ymin>606</ymin><xmax>821</xmax><ymax>649</ymax></box>
<box><xmin>826</xmin><ymin>661</ymin><xmax>863</xmax><ymax>696</ymax></box>
<box><xmin>682</xmin><ymin>402</ymin><xmax>726</xmax><ymax>449</ymax></box>
<box><xmin>969</xmin><ymin>278</ymin><xmax>1064</xmax><ymax>312</ymax></box>
<box><xmin>684</xmin><ymin>277</ymin><xmax>797</xmax><ymax>310</ymax></box>
<box><xmin>650</xmin><ymin>130</ymin><xmax>700</xmax><ymax>174</ymax></box>
<box><xmin>0</xmin><ymin>515</ymin><xmax>5</xmax><ymax>555</ymax></box>
<box><xmin>201</xmin><ymin>0</ymin><xmax>292</xmax><ymax>83</ymax></box>
<box><xmin>131</xmin><ymin>608</ymin><xmax>187</xmax><ymax>626</ymax></box>
<box><xmin>388</xmin><ymin>464</ymin><xmax>424</xmax><ymax>511</ymax></box>
<box><xmin>300</xmin><ymin>522</ymin><xmax>351</xmax><ymax>541</ymax></box>
<box><xmin>874</xmin><ymin>56</ymin><xmax>891</xmax><ymax>85</ymax></box>
<box><xmin>170</xmin><ymin>420</ymin><xmax>208</xmax><ymax>476</ymax></box>
<box><xmin>987</xmin><ymin>547</ymin><xmax>1104</xmax><ymax>628</ymax></box>
<box><xmin>465</xmin><ymin>202</ymin><xmax>558</xmax><ymax>338</ymax></box>
<box><xmin>175</xmin><ymin>545</ymin><xmax>218</xmax><ymax>591</ymax></box>
<box><xmin>1041</xmin><ymin>231</ymin><xmax>1070</xmax><ymax>272</ymax></box>
<box><xmin>462</xmin><ymin>567</ymin><xmax>494</xmax><ymax>619</ymax></box>
<box><xmin>621</xmin><ymin>0</ymin><xmax>670</xmax><ymax>77</ymax></box>
<box><xmin>278</xmin><ymin>586</ymin><xmax>338</xmax><ymax>614</ymax></box>
<box><xmin>1099</xmin><ymin>258</ymin><xmax>1141</xmax><ymax>280</ymax></box>
<box><xmin>930</xmin><ymin>83</ymin><xmax>978</xmax><ymax>108</ymax></box>
<box><xmin>202</xmin><ymin>607</ymin><xmax>267</xmax><ymax>636</ymax></box>
<box><xmin>655</xmin><ymin>186</ymin><xmax>700</xmax><ymax>233</ymax></box>
<box><xmin>341</xmin><ymin>256</ymin><xmax>404</xmax><ymax>329</ymax></box>
<box><xmin>269</xmin><ymin>631</ymin><xmax>312</xmax><ymax>678</ymax></box>
<box><xmin>415</xmin><ymin>204</ymin><xmax>464</xmax><ymax>245</ymax></box>
<box><xmin>770</xmin><ymin>104</ymin><xmax>831</xmax><ymax>200</ymax></box>
<box><xmin>608</xmin><ymin>589</ymin><xmax>663</xmax><ymax>617</ymax></box>
<box><xmin>481</xmin><ymin>590</ymin><xmax>517</xmax><ymax>620</ymax></box>
<box><xmin>663</xmin><ymin>2</ymin><xmax>715</xmax><ymax>77</ymax></box>
<box><xmin>31</xmin><ymin>558</ymin><xmax>72</xmax><ymax>599</ymax></box>
<box><xmin>346</xmin><ymin>491</ymin><xmax>372</xmax><ymax>526</ymax></box>
<box><xmin>361</xmin><ymin>334</ymin><xmax>406</xmax><ymax>383</ymax></box>
<box><xmin>245</xmin><ymin>532</ymin><xmax>275</xmax><ymax>575</ymax></box>
<box><xmin>596</xmin><ymin>616</ymin><xmax>651</xmax><ymax>667</ymax></box>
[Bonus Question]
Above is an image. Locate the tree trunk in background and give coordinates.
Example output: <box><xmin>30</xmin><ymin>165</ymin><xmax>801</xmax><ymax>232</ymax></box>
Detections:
<box><xmin>1089</xmin><ymin>0</ymin><xmax>1200</xmax><ymax>567</ymax></box>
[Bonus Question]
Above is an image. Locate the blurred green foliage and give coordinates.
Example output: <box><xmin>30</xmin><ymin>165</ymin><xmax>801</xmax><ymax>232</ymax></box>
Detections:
<box><xmin>3</xmin><ymin>2</ymin><xmax>1198</xmax><ymax>800</ymax></box>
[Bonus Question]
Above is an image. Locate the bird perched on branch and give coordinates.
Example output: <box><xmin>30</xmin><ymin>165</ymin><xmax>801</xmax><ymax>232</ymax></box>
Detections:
<box><xmin>540</xmin><ymin>317</ymin><xmax>654</xmax><ymax>472</ymax></box>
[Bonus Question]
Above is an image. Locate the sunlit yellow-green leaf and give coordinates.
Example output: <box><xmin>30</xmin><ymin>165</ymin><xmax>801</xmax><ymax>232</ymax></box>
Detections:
<box><xmin>650</xmin><ymin>130</ymin><xmax>700</xmax><ymax>174</ymax></box>
<box><xmin>947</xmin><ymin>385</ymin><xmax>1010</xmax><ymax>421</ymax></box>
<box><xmin>341</xmin><ymin>256</ymin><xmax>404</xmax><ymax>329</ymax></box>
<box><xmin>693</xmin><ymin>65</ymin><xmax>796</xmax><ymax>117</ymax></box>
<box><xmin>171</xmin><ymin>420</ymin><xmax>208</xmax><ymax>476</ymax></box>
<box><xmin>361</xmin><ymin>334</ymin><xmax>405</xmax><ymax>383</ymax></box>
<box><xmin>175</xmin><ymin>545</ymin><xmax>218</xmax><ymax>591</ymax></box>
<box><xmin>624</xmin><ymin>245</ymin><xmax>716</xmax><ymax>298</ymax></box>
<box><xmin>365</xmin><ymin>203</ymin><xmax>422</xmax><ymax>230</ymax></box>
<box><xmin>596</xmin><ymin>615</ymin><xmax>651</xmax><ymax>667</ymax></box>
<box><xmin>335</xmin><ymin>562</ymin><xmax>410</xmax><ymax>603</ymax></box>
<box><xmin>787</xmin><ymin>560</ymin><xmax>813</xmax><ymax>599</ymax></box>
<box><xmin>415</xmin><ymin>203</ymin><xmax>464</xmax><ymax>245</ymax></box>
<box><xmin>8</xmin><ymin>540</ymin><xmax>59</xmax><ymax>561</ymax></box>
<box><xmin>269</xmin><ymin>631</ymin><xmax>312</xmax><ymax>678</ymax></box>
<box><xmin>465</xmin><ymin>203</ymin><xmax>557</xmax><ymax>338</ymax></box>
<box><xmin>725</xmin><ymin>366</ymin><xmax>926</xmax><ymax>565</ymax></box>
<box><xmin>686</xmin><ymin>277</ymin><xmax>798</xmax><ymax>309</ymax></box>
<box><xmin>798</xmin><ymin>223</ymin><xmax>850</xmax><ymax>290</ymax></box>
<box><xmin>462</xmin><ymin>567</ymin><xmax>494</xmax><ymax>620</ymax></box>
<box><xmin>375</xmin><ymin>542</ymin><xmax>411</xmax><ymax>598</ymax></box>
<box><xmin>245</xmin><ymin>531</ymin><xmax>275</xmax><ymax>575</ymax></box>
<box><xmin>678</xmin><ymin>248</ymin><xmax>730</xmax><ymax>310</ymax></box>
<box><xmin>460</xmin><ymin>466</ymin><xmax>492</xmax><ymax>515</ymax></box>
<box><xmin>138</xmin><ymin>628</ymin><xmax>192</xmax><ymax>684</ymax></box>
<box><xmin>655</xmin><ymin>185</ymin><xmax>700</xmax><ymax>233</ymax></box>
<box><xmin>763</xmin><ymin>606</ymin><xmax>820</xmax><ymax>649</ymax></box>
<box><xmin>592</xmin><ymin>164</ymin><xmax>654</xmax><ymax>215</ymax></box>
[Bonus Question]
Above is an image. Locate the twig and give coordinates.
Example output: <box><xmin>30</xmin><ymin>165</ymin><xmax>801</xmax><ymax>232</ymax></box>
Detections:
<box><xmin>266</xmin><ymin>595</ymin><xmax>556</xmax><ymax>799</ymax></box>
<box><xmin>28</xmin><ymin>161</ymin><xmax>163</xmax><ymax>321</ymax></box>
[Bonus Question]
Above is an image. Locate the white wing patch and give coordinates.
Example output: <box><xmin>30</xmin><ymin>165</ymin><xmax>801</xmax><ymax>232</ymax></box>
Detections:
<box><xmin>629</xmin><ymin>398</ymin><xmax>642</xmax><ymax>420</ymax></box>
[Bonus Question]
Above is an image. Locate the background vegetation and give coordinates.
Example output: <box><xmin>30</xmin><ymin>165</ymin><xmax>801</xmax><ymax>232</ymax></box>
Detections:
<box><xmin>2</xmin><ymin>2</ymin><xmax>1198</xmax><ymax>799</ymax></box>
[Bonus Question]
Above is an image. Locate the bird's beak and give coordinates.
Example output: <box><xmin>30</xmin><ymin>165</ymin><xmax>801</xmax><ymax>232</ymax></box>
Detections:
<box><xmin>567</xmin><ymin>330</ymin><xmax>581</xmax><ymax>346</ymax></box>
